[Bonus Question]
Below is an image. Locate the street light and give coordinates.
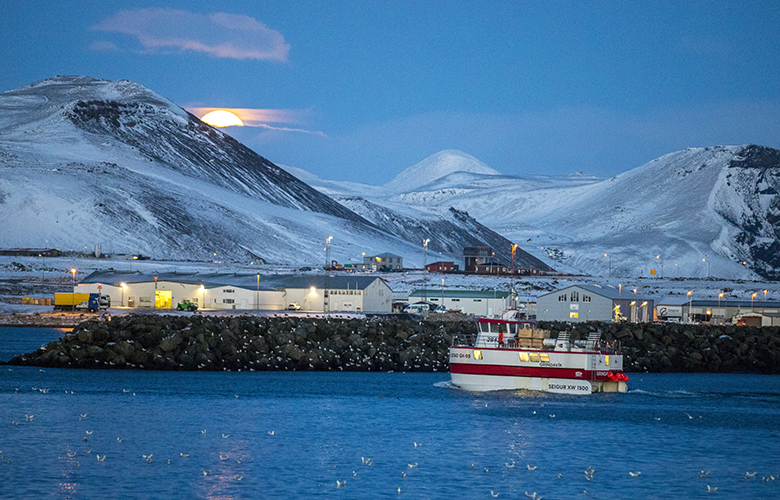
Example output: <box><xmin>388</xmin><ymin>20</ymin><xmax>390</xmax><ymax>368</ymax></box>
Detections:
<box><xmin>656</xmin><ymin>255</ymin><xmax>663</xmax><ymax>279</ymax></box>
<box><xmin>687</xmin><ymin>291</ymin><xmax>693</xmax><ymax>324</ymax></box>
<box><xmin>751</xmin><ymin>292</ymin><xmax>757</xmax><ymax>310</ymax></box>
<box><xmin>70</xmin><ymin>268</ymin><xmax>76</xmax><ymax>310</ymax></box>
<box><xmin>256</xmin><ymin>274</ymin><xmax>260</xmax><ymax>310</ymax></box>
<box><xmin>641</xmin><ymin>301</ymin><xmax>648</xmax><ymax>323</ymax></box>
<box><xmin>325</xmin><ymin>237</ymin><xmax>333</xmax><ymax>269</ymax></box>
<box><xmin>121</xmin><ymin>282</ymin><xmax>126</xmax><ymax>307</ymax></box>
<box><xmin>702</xmin><ymin>258</ymin><xmax>710</xmax><ymax>278</ymax></box>
<box><xmin>604</xmin><ymin>253</ymin><xmax>612</xmax><ymax>277</ymax></box>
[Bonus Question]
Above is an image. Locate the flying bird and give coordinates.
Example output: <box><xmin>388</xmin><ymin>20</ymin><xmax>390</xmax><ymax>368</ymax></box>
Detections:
<box><xmin>706</xmin><ymin>485</ymin><xmax>717</xmax><ymax>492</ymax></box>
<box><xmin>527</xmin><ymin>465</ymin><xmax>537</xmax><ymax>470</ymax></box>
<box><xmin>96</xmin><ymin>455</ymin><xmax>105</xmax><ymax>462</ymax></box>
<box><xmin>491</xmin><ymin>491</ymin><xmax>499</xmax><ymax>497</ymax></box>
<box><xmin>336</xmin><ymin>480</ymin><xmax>346</xmax><ymax>487</ymax></box>
<box><xmin>629</xmin><ymin>471</ymin><xmax>641</xmax><ymax>477</ymax></box>
<box><xmin>222</xmin><ymin>434</ymin><xmax>230</xmax><ymax>439</ymax></box>
<box><xmin>268</xmin><ymin>431</ymin><xmax>274</xmax><ymax>436</ymax></box>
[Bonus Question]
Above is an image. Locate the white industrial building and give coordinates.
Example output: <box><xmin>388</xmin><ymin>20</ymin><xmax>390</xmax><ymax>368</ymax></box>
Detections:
<box><xmin>408</xmin><ymin>289</ymin><xmax>510</xmax><ymax>317</ymax></box>
<box><xmin>537</xmin><ymin>284</ymin><xmax>654</xmax><ymax>323</ymax></box>
<box><xmin>77</xmin><ymin>271</ymin><xmax>393</xmax><ymax>313</ymax></box>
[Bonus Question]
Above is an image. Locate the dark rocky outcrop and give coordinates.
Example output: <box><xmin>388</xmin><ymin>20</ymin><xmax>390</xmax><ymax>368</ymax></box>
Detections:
<box><xmin>4</xmin><ymin>315</ymin><xmax>780</xmax><ymax>374</ymax></box>
<box><xmin>4</xmin><ymin>314</ymin><xmax>475</xmax><ymax>372</ymax></box>
<box><xmin>538</xmin><ymin>321</ymin><xmax>780</xmax><ymax>374</ymax></box>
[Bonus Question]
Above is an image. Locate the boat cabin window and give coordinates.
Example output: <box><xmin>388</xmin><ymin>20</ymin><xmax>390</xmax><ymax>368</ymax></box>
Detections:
<box><xmin>529</xmin><ymin>353</ymin><xmax>539</xmax><ymax>362</ymax></box>
<box><xmin>540</xmin><ymin>353</ymin><xmax>550</xmax><ymax>362</ymax></box>
<box><xmin>473</xmin><ymin>350</ymin><xmax>482</xmax><ymax>360</ymax></box>
<box><xmin>519</xmin><ymin>352</ymin><xmax>529</xmax><ymax>362</ymax></box>
<box><xmin>604</xmin><ymin>355</ymin><xmax>610</xmax><ymax>365</ymax></box>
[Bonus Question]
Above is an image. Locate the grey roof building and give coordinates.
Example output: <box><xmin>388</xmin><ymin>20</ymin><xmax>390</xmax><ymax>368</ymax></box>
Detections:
<box><xmin>537</xmin><ymin>284</ymin><xmax>654</xmax><ymax>323</ymax></box>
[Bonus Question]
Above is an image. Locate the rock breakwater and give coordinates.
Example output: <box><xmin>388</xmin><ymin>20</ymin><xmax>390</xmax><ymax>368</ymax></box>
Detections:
<box><xmin>539</xmin><ymin>321</ymin><xmax>780</xmax><ymax>374</ymax></box>
<box><xmin>4</xmin><ymin>314</ymin><xmax>474</xmax><ymax>372</ymax></box>
<box><xmin>4</xmin><ymin>315</ymin><xmax>779</xmax><ymax>374</ymax></box>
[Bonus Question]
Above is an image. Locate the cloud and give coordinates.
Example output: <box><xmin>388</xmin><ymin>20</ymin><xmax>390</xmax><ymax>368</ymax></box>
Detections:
<box><xmin>89</xmin><ymin>40</ymin><xmax>120</xmax><ymax>52</ymax></box>
<box><xmin>92</xmin><ymin>8</ymin><xmax>290</xmax><ymax>61</ymax></box>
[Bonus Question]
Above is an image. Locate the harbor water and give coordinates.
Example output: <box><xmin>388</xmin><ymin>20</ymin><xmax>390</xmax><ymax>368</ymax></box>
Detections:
<box><xmin>1</xmin><ymin>327</ymin><xmax>779</xmax><ymax>499</ymax></box>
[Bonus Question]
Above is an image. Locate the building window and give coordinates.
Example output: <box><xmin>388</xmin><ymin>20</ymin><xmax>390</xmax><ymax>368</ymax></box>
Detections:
<box><xmin>473</xmin><ymin>299</ymin><xmax>482</xmax><ymax>302</ymax></box>
<box><xmin>558</xmin><ymin>294</ymin><xmax>567</xmax><ymax>301</ymax></box>
<box><xmin>223</xmin><ymin>299</ymin><xmax>235</xmax><ymax>304</ymax></box>
<box><xmin>570</xmin><ymin>312</ymin><xmax>579</xmax><ymax>318</ymax></box>
<box><xmin>570</xmin><ymin>291</ymin><xmax>579</xmax><ymax>302</ymax></box>
<box><xmin>224</xmin><ymin>289</ymin><xmax>235</xmax><ymax>293</ymax></box>
<box><xmin>452</xmin><ymin>298</ymin><xmax>460</xmax><ymax>302</ymax></box>
<box><xmin>583</xmin><ymin>295</ymin><xmax>591</xmax><ymax>302</ymax></box>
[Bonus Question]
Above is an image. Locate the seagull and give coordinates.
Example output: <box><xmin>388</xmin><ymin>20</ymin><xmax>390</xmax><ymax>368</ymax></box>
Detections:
<box><xmin>143</xmin><ymin>454</ymin><xmax>153</xmax><ymax>460</ymax></box>
<box><xmin>525</xmin><ymin>493</ymin><xmax>540</xmax><ymax>500</ymax></box>
<box><xmin>629</xmin><ymin>472</ymin><xmax>641</xmax><ymax>477</ymax></box>
<box><xmin>167</xmin><ymin>459</ymin><xmax>171</xmax><ymax>465</ymax></box>
<box><xmin>353</xmin><ymin>471</ymin><xmax>357</xmax><ymax>477</ymax></box>
<box><xmin>654</xmin><ymin>417</ymin><xmax>661</xmax><ymax>421</ymax></box>
<box><xmin>85</xmin><ymin>431</ymin><xmax>93</xmax><ymax>435</ymax></box>
<box><xmin>234</xmin><ymin>475</ymin><xmax>243</xmax><ymax>481</ymax></box>
<box><xmin>202</xmin><ymin>470</ymin><xmax>209</xmax><ymax>476</ymax></box>
<box><xmin>25</xmin><ymin>415</ymin><xmax>33</xmax><ymax>422</ymax></box>
<box><xmin>471</xmin><ymin>464</ymin><xmax>477</xmax><ymax>471</ymax></box>
<box><xmin>414</xmin><ymin>442</ymin><xmax>421</xmax><ymax>447</ymax></box>
<box><xmin>700</xmin><ymin>470</ymin><xmax>710</xmax><ymax>478</ymax></box>
<box><xmin>527</xmin><ymin>465</ymin><xmax>537</xmax><ymax>470</ymax></box>
<box><xmin>222</xmin><ymin>434</ymin><xmax>230</xmax><ymax>439</ymax></box>
<box><xmin>491</xmin><ymin>491</ymin><xmax>499</xmax><ymax>497</ymax></box>
<box><xmin>397</xmin><ymin>487</ymin><xmax>401</xmax><ymax>494</ymax></box>
<box><xmin>401</xmin><ymin>472</ymin><xmax>407</xmax><ymax>478</ymax></box>
<box><xmin>408</xmin><ymin>463</ymin><xmax>417</xmax><ymax>468</ymax></box>
<box><xmin>201</xmin><ymin>430</ymin><xmax>206</xmax><ymax>434</ymax></box>
<box><xmin>180</xmin><ymin>453</ymin><xmax>189</xmax><ymax>458</ymax></box>
<box><xmin>707</xmin><ymin>485</ymin><xmax>717</xmax><ymax>492</ymax></box>
<box><xmin>336</xmin><ymin>480</ymin><xmax>346</xmax><ymax>487</ymax></box>
<box><xmin>549</xmin><ymin>414</ymin><xmax>555</xmax><ymax>418</ymax></box>
<box><xmin>79</xmin><ymin>413</ymin><xmax>87</xmax><ymax>419</ymax></box>
<box><xmin>685</xmin><ymin>412</ymin><xmax>693</xmax><ymax>419</ymax></box>
<box><xmin>96</xmin><ymin>455</ymin><xmax>105</xmax><ymax>462</ymax></box>
<box><xmin>67</xmin><ymin>452</ymin><xmax>76</xmax><ymax>458</ymax></box>
<box><xmin>506</xmin><ymin>461</ymin><xmax>515</xmax><ymax>468</ymax></box>
<box><xmin>116</xmin><ymin>438</ymin><xmax>122</xmax><ymax>443</ymax></box>
<box><xmin>268</xmin><ymin>431</ymin><xmax>274</xmax><ymax>436</ymax></box>
<box><xmin>745</xmin><ymin>471</ymin><xmax>756</xmax><ymax>478</ymax></box>
<box><xmin>220</xmin><ymin>454</ymin><xmax>228</xmax><ymax>461</ymax></box>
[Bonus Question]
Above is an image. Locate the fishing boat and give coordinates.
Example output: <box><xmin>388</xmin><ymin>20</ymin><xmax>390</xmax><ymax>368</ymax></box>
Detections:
<box><xmin>449</xmin><ymin>311</ymin><xmax>628</xmax><ymax>394</ymax></box>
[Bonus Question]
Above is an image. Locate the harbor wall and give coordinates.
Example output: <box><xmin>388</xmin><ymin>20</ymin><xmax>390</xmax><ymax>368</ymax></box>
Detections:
<box><xmin>4</xmin><ymin>315</ymin><xmax>780</xmax><ymax>373</ymax></box>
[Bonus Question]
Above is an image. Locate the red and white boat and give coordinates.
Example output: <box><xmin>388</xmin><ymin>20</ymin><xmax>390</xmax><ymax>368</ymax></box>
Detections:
<box><xmin>449</xmin><ymin>311</ymin><xmax>628</xmax><ymax>394</ymax></box>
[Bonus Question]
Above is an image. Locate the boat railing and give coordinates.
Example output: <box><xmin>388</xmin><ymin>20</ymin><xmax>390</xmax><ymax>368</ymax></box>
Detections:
<box><xmin>452</xmin><ymin>334</ymin><xmax>478</xmax><ymax>347</ymax></box>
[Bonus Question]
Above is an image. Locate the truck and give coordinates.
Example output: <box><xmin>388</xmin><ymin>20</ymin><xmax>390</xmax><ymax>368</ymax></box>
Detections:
<box><xmin>54</xmin><ymin>292</ymin><xmax>110</xmax><ymax>312</ymax></box>
<box><xmin>176</xmin><ymin>299</ymin><xmax>198</xmax><ymax>312</ymax></box>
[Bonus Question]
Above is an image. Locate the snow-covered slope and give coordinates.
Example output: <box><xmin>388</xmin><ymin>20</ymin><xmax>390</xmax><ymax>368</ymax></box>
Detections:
<box><xmin>384</xmin><ymin>150</ymin><xmax>500</xmax><ymax>193</ymax></box>
<box><xmin>297</xmin><ymin>145</ymin><xmax>780</xmax><ymax>280</ymax></box>
<box><xmin>0</xmin><ymin>76</ymin><xmax>505</xmax><ymax>267</ymax></box>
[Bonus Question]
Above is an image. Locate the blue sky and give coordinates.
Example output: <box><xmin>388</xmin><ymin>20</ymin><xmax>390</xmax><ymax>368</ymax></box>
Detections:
<box><xmin>3</xmin><ymin>1</ymin><xmax>780</xmax><ymax>183</ymax></box>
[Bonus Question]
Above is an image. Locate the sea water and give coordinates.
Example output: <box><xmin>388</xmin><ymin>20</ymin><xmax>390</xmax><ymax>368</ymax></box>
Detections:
<box><xmin>1</xmin><ymin>327</ymin><xmax>779</xmax><ymax>499</ymax></box>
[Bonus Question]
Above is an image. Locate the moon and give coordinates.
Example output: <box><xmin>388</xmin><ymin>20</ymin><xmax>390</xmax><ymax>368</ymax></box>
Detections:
<box><xmin>201</xmin><ymin>110</ymin><xmax>243</xmax><ymax>127</ymax></box>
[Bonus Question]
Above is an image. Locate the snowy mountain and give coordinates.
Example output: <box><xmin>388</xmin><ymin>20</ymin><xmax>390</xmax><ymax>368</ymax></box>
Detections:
<box><xmin>0</xmin><ymin>76</ymin><xmax>516</xmax><ymax>267</ymax></box>
<box><xmin>296</xmin><ymin>143</ymin><xmax>780</xmax><ymax>280</ymax></box>
<box><xmin>384</xmin><ymin>150</ymin><xmax>501</xmax><ymax>193</ymax></box>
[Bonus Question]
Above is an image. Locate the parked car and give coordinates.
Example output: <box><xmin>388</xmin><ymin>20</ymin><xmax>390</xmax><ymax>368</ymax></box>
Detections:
<box><xmin>299</xmin><ymin>266</ymin><xmax>312</xmax><ymax>271</ymax></box>
<box><xmin>286</xmin><ymin>303</ymin><xmax>301</xmax><ymax>310</ymax></box>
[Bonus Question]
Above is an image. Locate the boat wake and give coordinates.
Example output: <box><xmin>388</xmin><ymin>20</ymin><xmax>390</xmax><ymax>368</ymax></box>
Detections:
<box><xmin>629</xmin><ymin>389</ymin><xmax>703</xmax><ymax>398</ymax></box>
<box><xmin>434</xmin><ymin>380</ymin><xmax>460</xmax><ymax>390</ymax></box>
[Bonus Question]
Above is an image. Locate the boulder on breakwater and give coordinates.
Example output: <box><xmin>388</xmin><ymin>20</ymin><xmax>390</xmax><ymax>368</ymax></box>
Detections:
<box><xmin>538</xmin><ymin>321</ymin><xmax>780</xmax><ymax>374</ymax></box>
<box><xmin>4</xmin><ymin>314</ymin><xmax>476</xmax><ymax>372</ymax></box>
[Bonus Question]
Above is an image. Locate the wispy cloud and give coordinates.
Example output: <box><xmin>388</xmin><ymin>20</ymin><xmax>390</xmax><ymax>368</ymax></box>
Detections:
<box><xmin>89</xmin><ymin>40</ymin><xmax>120</xmax><ymax>52</ymax></box>
<box><xmin>92</xmin><ymin>8</ymin><xmax>290</xmax><ymax>61</ymax></box>
<box><xmin>186</xmin><ymin>106</ymin><xmax>325</xmax><ymax>136</ymax></box>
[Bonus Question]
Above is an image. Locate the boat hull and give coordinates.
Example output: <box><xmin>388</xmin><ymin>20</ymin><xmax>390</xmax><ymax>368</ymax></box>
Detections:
<box><xmin>449</xmin><ymin>345</ymin><xmax>627</xmax><ymax>395</ymax></box>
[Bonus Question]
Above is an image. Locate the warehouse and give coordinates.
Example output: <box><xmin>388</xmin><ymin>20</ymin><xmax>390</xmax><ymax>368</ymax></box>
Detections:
<box><xmin>408</xmin><ymin>288</ymin><xmax>510</xmax><ymax>317</ymax></box>
<box><xmin>77</xmin><ymin>271</ymin><xmax>392</xmax><ymax>312</ymax></box>
<box><xmin>537</xmin><ymin>284</ymin><xmax>654</xmax><ymax>323</ymax></box>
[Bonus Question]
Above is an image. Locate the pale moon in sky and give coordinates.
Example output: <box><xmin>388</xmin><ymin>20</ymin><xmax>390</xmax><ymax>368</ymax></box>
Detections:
<box><xmin>201</xmin><ymin>110</ymin><xmax>244</xmax><ymax>127</ymax></box>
